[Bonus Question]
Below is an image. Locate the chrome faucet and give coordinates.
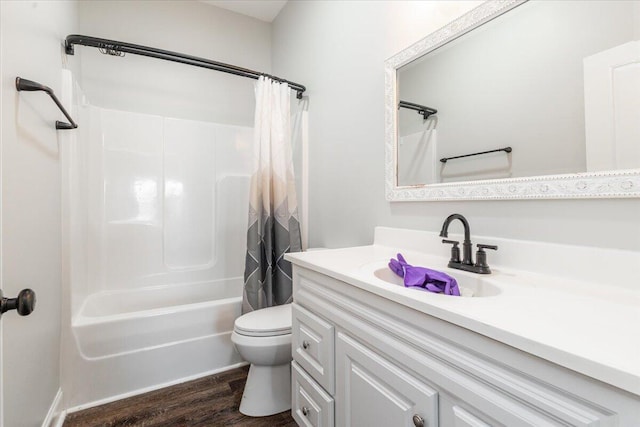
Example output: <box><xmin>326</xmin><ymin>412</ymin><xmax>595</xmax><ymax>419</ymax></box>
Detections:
<box><xmin>439</xmin><ymin>213</ymin><xmax>497</xmax><ymax>274</ymax></box>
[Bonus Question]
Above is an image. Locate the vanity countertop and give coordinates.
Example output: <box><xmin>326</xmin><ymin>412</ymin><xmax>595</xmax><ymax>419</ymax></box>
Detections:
<box><xmin>285</xmin><ymin>227</ymin><xmax>640</xmax><ymax>397</ymax></box>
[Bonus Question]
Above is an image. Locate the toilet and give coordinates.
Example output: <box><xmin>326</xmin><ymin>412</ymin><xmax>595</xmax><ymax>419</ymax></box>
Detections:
<box><xmin>231</xmin><ymin>303</ymin><xmax>292</xmax><ymax>417</ymax></box>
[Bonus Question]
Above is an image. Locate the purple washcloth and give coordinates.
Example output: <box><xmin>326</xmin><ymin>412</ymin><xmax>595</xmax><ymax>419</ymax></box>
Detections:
<box><xmin>389</xmin><ymin>253</ymin><xmax>460</xmax><ymax>296</ymax></box>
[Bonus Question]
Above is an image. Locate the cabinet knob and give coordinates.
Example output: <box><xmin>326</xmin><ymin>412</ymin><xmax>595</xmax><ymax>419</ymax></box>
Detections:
<box><xmin>412</xmin><ymin>414</ymin><xmax>425</xmax><ymax>427</ymax></box>
<box><xmin>302</xmin><ymin>406</ymin><xmax>309</xmax><ymax>416</ymax></box>
<box><xmin>302</xmin><ymin>340</ymin><xmax>310</xmax><ymax>349</ymax></box>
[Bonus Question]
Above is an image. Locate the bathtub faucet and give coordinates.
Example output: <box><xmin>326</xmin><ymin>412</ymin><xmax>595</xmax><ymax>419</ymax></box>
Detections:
<box><xmin>439</xmin><ymin>213</ymin><xmax>497</xmax><ymax>274</ymax></box>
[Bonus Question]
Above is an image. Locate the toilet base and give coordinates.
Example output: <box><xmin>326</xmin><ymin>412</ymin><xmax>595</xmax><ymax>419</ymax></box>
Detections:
<box><xmin>239</xmin><ymin>363</ymin><xmax>292</xmax><ymax>417</ymax></box>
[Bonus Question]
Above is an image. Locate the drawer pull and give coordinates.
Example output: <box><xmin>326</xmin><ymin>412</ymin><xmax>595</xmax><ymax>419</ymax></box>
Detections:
<box><xmin>302</xmin><ymin>340</ymin><xmax>310</xmax><ymax>349</ymax></box>
<box><xmin>412</xmin><ymin>414</ymin><xmax>425</xmax><ymax>427</ymax></box>
<box><xmin>302</xmin><ymin>406</ymin><xmax>310</xmax><ymax>416</ymax></box>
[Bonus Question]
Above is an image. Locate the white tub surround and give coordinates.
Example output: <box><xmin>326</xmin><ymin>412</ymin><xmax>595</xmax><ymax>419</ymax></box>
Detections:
<box><xmin>286</xmin><ymin>227</ymin><xmax>640</xmax><ymax>426</ymax></box>
<box><xmin>62</xmin><ymin>103</ymin><xmax>252</xmax><ymax>409</ymax></box>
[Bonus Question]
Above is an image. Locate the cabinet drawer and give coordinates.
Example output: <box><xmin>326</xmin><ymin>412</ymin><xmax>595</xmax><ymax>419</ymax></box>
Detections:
<box><xmin>292</xmin><ymin>303</ymin><xmax>335</xmax><ymax>394</ymax></box>
<box><xmin>292</xmin><ymin>361</ymin><xmax>334</xmax><ymax>427</ymax></box>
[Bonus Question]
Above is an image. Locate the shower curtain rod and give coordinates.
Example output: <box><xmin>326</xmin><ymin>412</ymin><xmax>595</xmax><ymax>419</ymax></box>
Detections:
<box><xmin>64</xmin><ymin>34</ymin><xmax>307</xmax><ymax>99</ymax></box>
<box><xmin>399</xmin><ymin>100</ymin><xmax>437</xmax><ymax>120</ymax></box>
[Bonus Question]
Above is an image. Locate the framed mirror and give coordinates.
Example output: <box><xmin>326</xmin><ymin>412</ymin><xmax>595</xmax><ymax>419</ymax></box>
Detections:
<box><xmin>384</xmin><ymin>0</ymin><xmax>640</xmax><ymax>201</ymax></box>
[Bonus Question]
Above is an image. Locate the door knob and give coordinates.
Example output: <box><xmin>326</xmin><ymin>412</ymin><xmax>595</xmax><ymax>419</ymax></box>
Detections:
<box><xmin>0</xmin><ymin>289</ymin><xmax>36</xmax><ymax>316</ymax></box>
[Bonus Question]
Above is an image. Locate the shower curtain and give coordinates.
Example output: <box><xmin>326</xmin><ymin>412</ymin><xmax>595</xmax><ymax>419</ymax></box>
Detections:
<box><xmin>243</xmin><ymin>76</ymin><xmax>302</xmax><ymax>313</ymax></box>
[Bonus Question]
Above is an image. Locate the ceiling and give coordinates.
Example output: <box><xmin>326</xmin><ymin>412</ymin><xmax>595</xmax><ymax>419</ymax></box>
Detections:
<box><xmin>200</xmin><ymin>0</ymin><xmax>288</xmax><ymax>22</ymax></box>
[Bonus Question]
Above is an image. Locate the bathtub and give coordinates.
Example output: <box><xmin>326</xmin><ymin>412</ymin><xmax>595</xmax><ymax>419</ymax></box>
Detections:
<box><xmin>73</xmin><ymin>278</ymin><xmax>242</xmax><ymax>358</ymax></box>
<box><xmin>66</xmin><ymin>278</ymin><xmax>245</xmax><ymax>409</ymax></box>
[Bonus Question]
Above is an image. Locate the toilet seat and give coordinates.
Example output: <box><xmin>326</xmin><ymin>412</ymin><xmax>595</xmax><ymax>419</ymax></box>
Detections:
<box><xmin>233</xmin><ymin>304</ymin><xmax>292</xmax><ymax>337</ymax></box>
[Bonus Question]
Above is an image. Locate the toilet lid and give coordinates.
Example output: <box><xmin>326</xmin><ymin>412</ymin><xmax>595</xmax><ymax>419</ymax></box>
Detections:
<box><xmin>234</xmin><ymin>304</ymin><xmax>292</xmax><ymax>337</ymax></box>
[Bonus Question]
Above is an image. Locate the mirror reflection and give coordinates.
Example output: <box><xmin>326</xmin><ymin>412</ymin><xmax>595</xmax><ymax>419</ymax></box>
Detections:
<box><xmin>396</xmin><ymin>0</ymin><xmax>640</xmax><ymax>187</ymax></box>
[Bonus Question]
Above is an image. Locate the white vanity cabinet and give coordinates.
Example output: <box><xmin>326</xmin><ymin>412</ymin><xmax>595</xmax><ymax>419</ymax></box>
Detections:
<box><xmin>291</xmin><ymin>266</ymin><xmax>639</xmax><ymax>427</ymax></box>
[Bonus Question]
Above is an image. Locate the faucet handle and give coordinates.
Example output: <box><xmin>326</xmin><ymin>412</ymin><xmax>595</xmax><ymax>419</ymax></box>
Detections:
<box><xmin>442</xmin><ymin>239</ymin><xmax>461</xmax><ymax>264</ymax></box>
<box><xmin>477</xmin><ymin>244</ymin><xmax>498</xmax><ymax>251</ymax></box>
<box><xmin>475</xmin><ymin>244</ymin><xmax>498</xmax><ymax>273</ymax></box>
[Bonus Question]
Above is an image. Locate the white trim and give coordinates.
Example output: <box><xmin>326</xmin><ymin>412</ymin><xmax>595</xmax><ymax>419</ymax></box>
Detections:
<box><xmin>64</xmin><ymin>362</ymin><xmax>248</xmax><ymax>415</ymax></box>
<box><xmin>41</xmin><ymin>389</ymin><xmax>63</xmax><ymax>427</ymax></box>
<box><xmin>51</xmin><ymin>412</ymin><xmax>66</xmax><ymax>427</ymax></box>
<box><xmin>384</xmin><ymin>0</ymin><xmax>640</xmax><ymax>201</ymax></box>
<box><xmin>301</xmin><ymin>109</ymin><xmax>309</xmax><ymax>251</ymax></box>
<box><xmin>0</xmin><ymin>2</ymin><xmax>4</xmax><ymax>423</ymax></box>
<box><xmin>386</xmin><ymin>169</ymin><xmax>640</xmax><ymax>201</ymax></box>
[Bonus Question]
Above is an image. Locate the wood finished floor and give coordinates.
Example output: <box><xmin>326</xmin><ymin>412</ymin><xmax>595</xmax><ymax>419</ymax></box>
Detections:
<box><xmin>63</xmin><ymin>366</ymin><xmax>297</xmax><ymax>427</ymax></box>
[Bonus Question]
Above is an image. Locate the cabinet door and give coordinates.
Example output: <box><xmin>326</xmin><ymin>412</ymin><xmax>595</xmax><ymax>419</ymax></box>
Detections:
<box><xmin>336</xmin><ymin>332</ymin><xmax>438</xmax><ymax>427</ymax></box>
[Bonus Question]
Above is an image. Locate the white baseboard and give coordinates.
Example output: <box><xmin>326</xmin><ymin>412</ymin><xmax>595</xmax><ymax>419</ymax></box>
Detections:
<box><xmin>65</xmin><ymin>362</ymin><xmax>248</xmax><ymax>415</ymax></box>
<box><xmin>51</xmin><ymin>411</ymin><xmax>66</xmax><ymax>427</ymax></box>
<box><xmin>41</xmin><ymin>389</ymin><xmax>64</xmax><ymax>427</ymax></box>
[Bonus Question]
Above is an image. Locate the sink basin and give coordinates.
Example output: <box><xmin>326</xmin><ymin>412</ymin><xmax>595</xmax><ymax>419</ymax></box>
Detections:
<box><xmin>365</xmin><ymin>263</ymin><xmax>501</xmax><ymax>298</ymax></box>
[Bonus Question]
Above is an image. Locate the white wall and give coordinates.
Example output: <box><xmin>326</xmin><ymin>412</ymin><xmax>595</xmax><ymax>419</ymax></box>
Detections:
<box><xmin>75</xmin><ymin>0</ymin><xmax>272</xmax><ymax>125</ymax></box>
<box><xmin>0</xmin><ymin>1</ymin><xmax>78</xmax><ymax>426</ymax></box>
<box><xmin>272</xmin><ymin>0</ymin><xmax>640</xmax><ymax>252</ymax></box>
